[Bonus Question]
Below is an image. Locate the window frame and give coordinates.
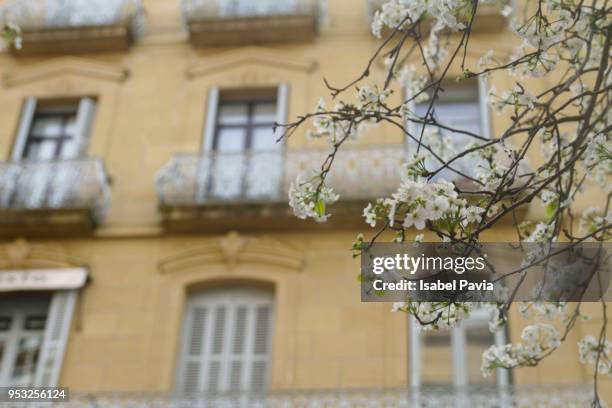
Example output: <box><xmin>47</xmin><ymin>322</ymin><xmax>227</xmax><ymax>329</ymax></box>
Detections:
<box><xmin>11</xmin><ymin>97</ymin><xmax>97</xmax><ymax>162</ymax></box>
<box><xmin>201</xmin><ymin>85</ymin><xmax>289</xmax><ymax>153</ymax></box>
<box><xmin>408</xmin><ymin>308</ymin><xmax>510</xmax><ymax>390</ymax></box>
<box><xmin>198</xmin><ymin>85</ymin><xmax>290</xmax><ymax>202</ymax></box>
<box><xmin>405</xmin><ymin>77</ymin><xmax>491</xmax><ymax>143</ymax></box>
<box><xmin>0</xmin><ymin>291</ymin><xmax>76</xmax><ymax>388</ymax></box>
<box><xmin>176</xmin><ymin>287</ymin><xmax>276</xmax><ymax>395</ymax></box>
<box><xmin>211</xmin><ymin>97</ymin><xmax>279</xmax><ymax>153</ymax></box>
<box><xmin>22</xmin><ymin>105</ymin><xmax>79</xmax><ymax>161</ymax></box>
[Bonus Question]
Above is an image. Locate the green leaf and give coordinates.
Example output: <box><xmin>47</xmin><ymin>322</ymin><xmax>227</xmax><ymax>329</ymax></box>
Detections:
<box><xmin>314</xmin><ymin>199</ymin><xmax>326</xmax><ymax>217</ymax></box>
<box><xmin>545</xmin><ymin>202</ymin><xmax>558</xmax><ymax>218</ymax></box>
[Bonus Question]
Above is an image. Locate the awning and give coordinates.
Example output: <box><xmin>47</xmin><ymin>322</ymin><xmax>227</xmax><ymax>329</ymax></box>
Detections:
<box><xmin>0</xmin><ymin>267</ymin><xmax>88</xmax><ymax>292</ymax></box>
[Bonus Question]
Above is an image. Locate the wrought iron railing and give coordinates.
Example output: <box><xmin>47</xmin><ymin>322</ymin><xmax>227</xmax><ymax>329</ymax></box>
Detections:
<box><xmin>156</xmin><ymin>146</ymin><xmax>405</xmax><ymax>207</ymax></box>
<box><xmin>0</xmin><ymin>0</ymin><xmax>144</xmax><ymax>33</ymax></box>
<box><xmin>0</xmin><ymin>158</ymin><xmax>110</xmax><ymax>219</ymax></box>
<box><xmin>181</xmin><ymin>0</ymin><xmax>319</xmax><ymax>21</ymax></box>
<box><xmin>4</xmin><ymin>385</ymin><xmax>593</xmax><ymax>407</ymax></box>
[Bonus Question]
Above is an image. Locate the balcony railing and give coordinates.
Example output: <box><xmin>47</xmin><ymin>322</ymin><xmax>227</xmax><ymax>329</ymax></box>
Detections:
<box><xmin>0</xmin><ymin>0</ymin><xmax>144</xmax><ymax>55</ymax></box>
<box><xmin>156</xmin><ymin>145</ymin><xmax>405</xmax><ymax>208</ymax></box>
<box><xmin>5</xmin><ymin>385</ymin><xmax>591</xmax><ymax>407</ymax></box>
<box><xmin>0</xmin><ymin>158</ymin><xmax>110</xmax><ymax>233</ymax></box>
<box><xmin>181</xmin><ymin>0</ymin><xmax>321</xmax><ymax>46</ymax></box>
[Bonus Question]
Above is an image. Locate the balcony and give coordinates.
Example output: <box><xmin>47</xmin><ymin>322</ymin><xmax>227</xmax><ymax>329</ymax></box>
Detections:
<box><xmin>155</xmin><ymin>145</ymin><xmax>404</xmax><ymax>231</ymax></box>
<box><xmin>367</xmin><ymin>0</ymin><xmax>509</xmax><ymax>34</ymax></box>
<box><xmin>13</xmin><ymin>385</ymin><xmax>591</xmax><ymax>407</ymax></box>
<box><xmin>0</xmin><ymin>158</ymin><xmax>110</xmax><ymax>237</ymax></box>
<box><xmin>181</xmin><ymin>0</ymin><xmax>320</xmax><ymax>47</ymax></box>
<box><xmin>0</xmin><ymin>0</ymin><xmax>144</xmax><ymax>56</ymax></box>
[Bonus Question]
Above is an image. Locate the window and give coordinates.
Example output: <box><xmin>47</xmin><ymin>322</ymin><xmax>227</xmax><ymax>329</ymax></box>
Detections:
<box><xmin>6</xmin><ymin>98</ymin><xmax>97</xmax><ymax>209</ymax></box>
<box><xmin>22</xmin><ymin>106</ymin><xmax>78</xmax><ymax>161</ymax></box>
<box><xmin>407</xmin><ymin>79</ymin><xmax>490</xmax><ymax>182</ymax></box>
<box><xmin>409</xmin><ymin>308</ymin><xmax>510</xmax><ymax>390</ymax></box>
<box><xmin>177</xmin><ymin>287</ymin><xmax>275</xmax><ymax>395</ymax></box>
<box><xmin>200</xmin><ymin>86</ymin><xmax>289</xmax><ymax>201</ymax></box>
<box><xmin>213</xmin><ymin>97</ymin><xmax>279</xmax><ymax>154</ymax></box>
<box><xmin>0</xmin><ymin>295</ymin><xmax>49</xmax><ymax>387</ymax></box>
<box><xmin>11</xmin><ymin>97</ymin><xmax>96</xmax><ymax>161</ymax></box>
<box><xmin>0</xmin><ymin>291</ymin><xmax>77</xmax><ymax>388</ymax></box>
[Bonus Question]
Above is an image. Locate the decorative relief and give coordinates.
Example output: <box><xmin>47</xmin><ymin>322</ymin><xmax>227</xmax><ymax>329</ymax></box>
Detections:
<box><xmin>4</xmin><ymin>57</ymin><xmax>129</xmax><ymax>88</ymax></box>
<box><xmin>185</xmin><ymin>46</ymin><xmax>317</xmax><ymax>79</ymax></box>
<box><xmin>0</xmin><ymin>238</ymin><xmax>86</xmax><ymax>270</ymax></box>
<box><xmin>158</xmin><ymin>231</ymin><xmax>304</xmax><ymax>273</ymax></box>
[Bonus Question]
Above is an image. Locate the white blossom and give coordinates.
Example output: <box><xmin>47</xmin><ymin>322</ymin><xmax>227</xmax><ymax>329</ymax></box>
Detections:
<box><xmin>578</xmin><ymin>336</ymin><xmax>612</xmax><ymax>376</ymax></box>
<box><xmin>288</xmin><ymin>176</ymin><xmax>339</xmax><ymax>222</ymax></box>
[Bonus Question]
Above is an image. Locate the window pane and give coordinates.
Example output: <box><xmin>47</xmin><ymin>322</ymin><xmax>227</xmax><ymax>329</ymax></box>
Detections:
<box><xmin>0</xmin><ymin>317</ymin><xmax>11</xmax><ymax>331</ymax></box>
<box><xmin>214</xmin><ymin>128</ymin><xmax>247</xmax><ymax>152</ymax></box>
<box><xmin>58</xmin><ymin>137</ymin><xmax>79</xmax><ymax>158</ymax></box>
<box><xmin>218</xmin><ymin>104</ymin><xmax>248</xmax><ymax>125</ymax></box>
<box><xmin>430</xmin><ymin>103</ymin><xmax>481</xmax><ymax>135</ymax></box>
<box><xmin>64</xmin><ymin>116</ymin><xmax>77</xmax><ymax>139</ymax></box>
<box><xmin>31</xmin><ymin>117</ymin><xmax>64</xmax><ymax>138</ymax></box>
<box><xmin>421</xmin><ymin>330</ymin><xmax>453</xmax><ymax>386</ymax></box>
<box><xmin>251</xmin><ymin>127</ymin><xmax>278</xmax><ymax>151</ymax></box>
<box><xmin>11</xmin><ymin>336</ymin><xmax>43</xmax><ymax>385</ymax></box>
<box><xmin>466</xmin><ymin>326</ymin><xmax>497</xmax><ymax>385</ymax></box>
<box><xmin>415</xmin><ymin>101</ymin><xmax>481</xmax><ymax>136</ymax></box>
<box><xmin>26</xmin><ymin>140</ymin><xmax>57</xmax><ymax>160</ymax></box>
<box><xmin>252</xmin><ymin>103</ymin><xmax>276</xmax><ymax>124</ymax></box>
<box><xmin>24</xmin><ymin>315</ymin><xmax>46</xmax><ymax>331</ymax></box>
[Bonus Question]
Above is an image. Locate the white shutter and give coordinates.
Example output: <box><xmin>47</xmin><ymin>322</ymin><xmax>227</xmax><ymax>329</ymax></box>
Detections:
<box><xmin>196</xmin><ymin>88</ymin><xmax>219</xmax><ymax>201</ymax></box>
<box><xmin>202</xmin><ymin>87</ymin><xmax>220</xmax><ymax>152</ymax></box>
<box><xmin>180</xmin><ymin>306</ymin><xmax>208</xmax><ymax>394</ymax></box>
<box><xmin>11</xmin><ymin>97</ymin><xmax>37</xmax><ymax>161</ymax></box>
<box><xmin>249</xmin><ymin>304</ymin><xmax>272</xmax><ymax>392</ymax></box>
<box><xmin>178</xmin><ymin>288</ymin><xmax>274</xmax><ymax>395</ymax></box>
<box><xmin>408</xmin><ymin>316</ymin><xmax>421</xmax><ymax>389</ymax></box>
<box><xmin>478</xmin><ymin>76</ymin><xmax>492</xmax><ymax>139</ymax></box>
<box><xmin>34</xmin><ymin>290</ymin><xmax>77</xmax><ymax>387</ymax></box>
<box><xmin>275</xmin><ymin>84</ymin><xmax>290</xmax><ymax>141</ymax></box>
<box><xmin>66</xmin><ymin>97</ymin><xmax>96</xmax><ymax>159</ymax></box>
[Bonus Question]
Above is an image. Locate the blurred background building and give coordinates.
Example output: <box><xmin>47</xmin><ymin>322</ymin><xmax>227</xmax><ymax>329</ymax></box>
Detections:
<box><xmin>0</xmin><ymin>0</ymin><xmax>607</xmax><ymax>405</ymax></box>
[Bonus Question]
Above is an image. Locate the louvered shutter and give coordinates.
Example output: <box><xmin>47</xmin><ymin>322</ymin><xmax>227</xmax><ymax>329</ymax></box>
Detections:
<box><xmin>178</xmin><ymin>288</ymin><xmax>274</xmax><ymax>395</ymax></box>
<box><xmin>181</xmin><ymin>306</ymin><xmax>208</xmax><ymax>394</ymax></box>
<box><xmin>34</xmin><ymin>290</ymin><xmax>77</xmax><ymax>387</ymax></box>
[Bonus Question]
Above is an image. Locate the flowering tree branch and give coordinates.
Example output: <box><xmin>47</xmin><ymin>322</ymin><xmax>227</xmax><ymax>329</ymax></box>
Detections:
<box><xmin>281</xmin><ymin>0</ymin><xmax>611</xmax><ymax>403</ymax></box>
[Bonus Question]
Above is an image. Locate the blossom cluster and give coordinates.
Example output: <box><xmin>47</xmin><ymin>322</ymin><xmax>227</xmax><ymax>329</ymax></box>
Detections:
<box><xmin>288</xmin><ymin>176</ymin><xmax>339</xmax><ymax>223</ymax></box>
<box><xmin>0</xmin><ymin>21</ymin><xmax>21</xmax><ymax>50</ymax></box>
<box><xmin>578</xmin><ymin>336</ymin><xmax>612</xmax><ymax>376</ymax></box>
<box><xmin>392</xmin><ymin>301</ymin><xmax>474</xmax><ymax>330</ymax></box>
<box><xmin>362</xmin><ymin>155</ymin><xmax>489</xmax><ymax>241</ymax></box>
<box><xmin>482</xmin><ymin>324</ymin><xmax>561</xmax><ymax>375</ymax></box>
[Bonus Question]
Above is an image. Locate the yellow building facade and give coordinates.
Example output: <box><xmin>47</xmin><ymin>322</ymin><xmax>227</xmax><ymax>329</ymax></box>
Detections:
<box><xmin>0</xmin><ymin>0</ymin><xmax>609</xmax><ymax>405</ymax></box>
